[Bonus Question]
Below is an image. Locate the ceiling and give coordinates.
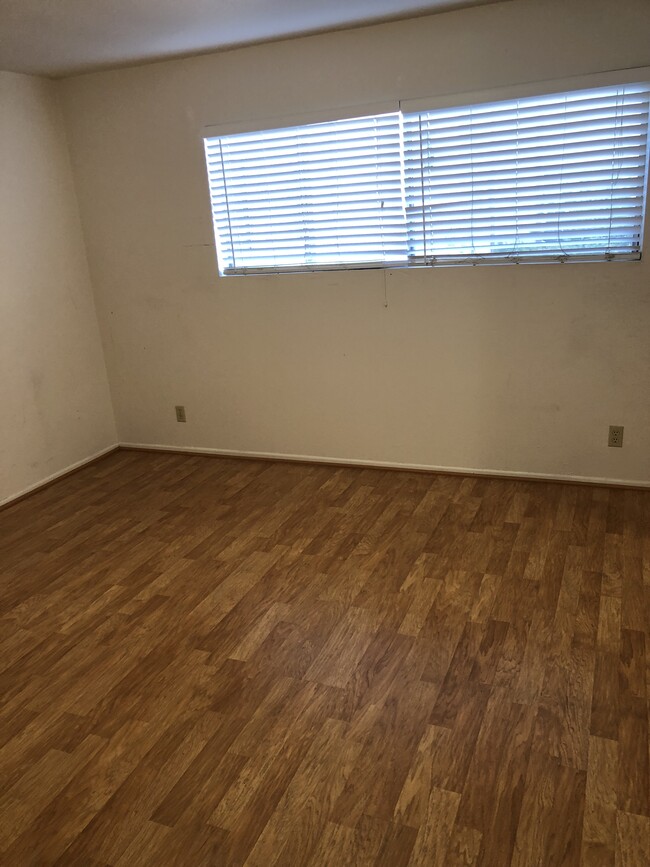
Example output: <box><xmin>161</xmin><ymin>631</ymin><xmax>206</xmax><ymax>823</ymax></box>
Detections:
<box><xmin>0</xmin><ymin>0</ymin><xmax>501</xmax><ymax>78</ymax></box>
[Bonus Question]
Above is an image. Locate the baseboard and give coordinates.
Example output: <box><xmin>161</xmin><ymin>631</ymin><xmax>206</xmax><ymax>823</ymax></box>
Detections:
<box><xmin>2</xmin><ymin>440</ymin><xmax>644</xmax><ymax>514</ymax></box>
<box><xmin>118</xmin><ymin>442</ymin><xmax>650</xmax><ymax>490</ymax></box>
<box><xmin>0</xmin><ymin>444</ymin><xmax>120</xmax><ymax>511</ymax></box>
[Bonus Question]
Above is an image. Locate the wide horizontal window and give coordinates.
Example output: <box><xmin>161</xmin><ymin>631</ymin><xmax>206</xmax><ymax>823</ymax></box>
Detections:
<box><xmin>204</xmin><ymin>82</ymin><xmax>650</xmax><ymax>275</ymax></box>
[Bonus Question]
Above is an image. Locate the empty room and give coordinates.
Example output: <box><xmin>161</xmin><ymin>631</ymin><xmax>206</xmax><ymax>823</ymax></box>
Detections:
<box><xmin>1</xmin><ymin>0</ymin><xmax>649</xmax><ymax>863</ymax></box>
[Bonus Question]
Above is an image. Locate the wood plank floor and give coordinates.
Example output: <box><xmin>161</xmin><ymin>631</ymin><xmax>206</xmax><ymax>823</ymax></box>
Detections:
<box><xmin>0</xmin><ymin>450</ymin><xmax>649</xmax><ymax>866</ymax></box>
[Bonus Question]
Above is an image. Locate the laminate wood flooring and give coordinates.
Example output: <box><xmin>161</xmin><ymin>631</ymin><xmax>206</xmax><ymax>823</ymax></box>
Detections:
<box><xmin>0</xmin><ymin>450</ymin><xmax>649</xmax><ymax>865</ymax></box>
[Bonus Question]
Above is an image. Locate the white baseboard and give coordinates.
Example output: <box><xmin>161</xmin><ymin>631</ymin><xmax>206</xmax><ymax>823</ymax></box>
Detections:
<box><xmin>119</xmin><ymin>442</ymin><xmax>650</xmax><ymax>489</ymax></box>
<box><xmin>0</xmin><ymin>444</ymin><xmax>120</xmax><ymax>509</ymax></box>
<box><xmin>2</xmin><ymin>440</ymin><xmax>644</xmax><ymax>512</ymax></box>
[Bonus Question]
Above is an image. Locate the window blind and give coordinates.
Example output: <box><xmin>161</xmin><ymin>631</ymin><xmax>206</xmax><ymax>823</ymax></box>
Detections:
<box><xmin>204</xmin><ymin>82</ymin><xmax>650</xmax><ymax>275</ymax></box>
<box><xmin>204</xmin><ymin>113</ymin><xmax>407</xmax><ymax>274</ymax></box>
<box><xmin>403</xmin><ymin>84</ymin><xmax>650</xmax><ymax>264</ymax></box>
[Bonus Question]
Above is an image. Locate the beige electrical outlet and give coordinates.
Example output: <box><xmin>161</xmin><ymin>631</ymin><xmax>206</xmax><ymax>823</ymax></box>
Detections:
<box><xmin>608</xmin><ymin>425</ymin><xmax>623</xmax><ymax>447</ymax></box>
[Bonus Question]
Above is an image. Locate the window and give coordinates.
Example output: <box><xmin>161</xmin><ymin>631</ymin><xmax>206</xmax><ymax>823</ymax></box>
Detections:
<box><xmin>204</xmin><ymin>113</ymin><xmax>407</xmax><ymax>273</ymax></box>
<box><xmin>403</xmin><ymin>85</ymin><xmax>650</xmax><ymax>264</ymax></box>
<box><xmin>204</xmin><ymin>82</ymin><xmax>650</xmax><ymax>275</ymax></box>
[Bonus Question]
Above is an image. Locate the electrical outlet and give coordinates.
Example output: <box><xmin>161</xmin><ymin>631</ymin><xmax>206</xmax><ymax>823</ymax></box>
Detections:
<box><xmin>175</xmin><ymin>405</ymin><xmax>186</xmax><ymax>423</ymax></box>
<box><xmin>608</xmin><ymin>425</ymin><xmax>623</xmax><ymax>447</ymax></box>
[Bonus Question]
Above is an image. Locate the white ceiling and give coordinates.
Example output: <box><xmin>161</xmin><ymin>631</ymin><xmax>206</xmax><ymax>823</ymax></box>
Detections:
<box><xmin>0</xmin><ymin>0</ymin><xmax>501</xmax><ymax>78</ymax></box>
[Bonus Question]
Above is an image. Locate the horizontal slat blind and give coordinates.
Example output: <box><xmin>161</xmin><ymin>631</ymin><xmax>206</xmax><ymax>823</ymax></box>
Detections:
<box><xmin>204</xmin><ymin>83</ymin><xmax>649</xmax><ymax>274</ymax></box>
<box><xmin>204</xmin><ymin>114</ymin><xmax>407</xmax><ymax>274</ymax></box>
<box><xmin>403</xmin><ymin>84</ymin><xmax>650</xmax><ymax>263</ymax></box>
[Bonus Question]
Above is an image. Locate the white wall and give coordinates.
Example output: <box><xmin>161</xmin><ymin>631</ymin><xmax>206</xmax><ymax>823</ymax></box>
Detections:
<box><xmin>0</xmin><ymin>72</ymin><xmax>117</xmax><ymax>505</ymax></box>
<box><xmin>59</xmin><ymin>0</ymin><xmax>650</xmax><ymax>484</ymax></box>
